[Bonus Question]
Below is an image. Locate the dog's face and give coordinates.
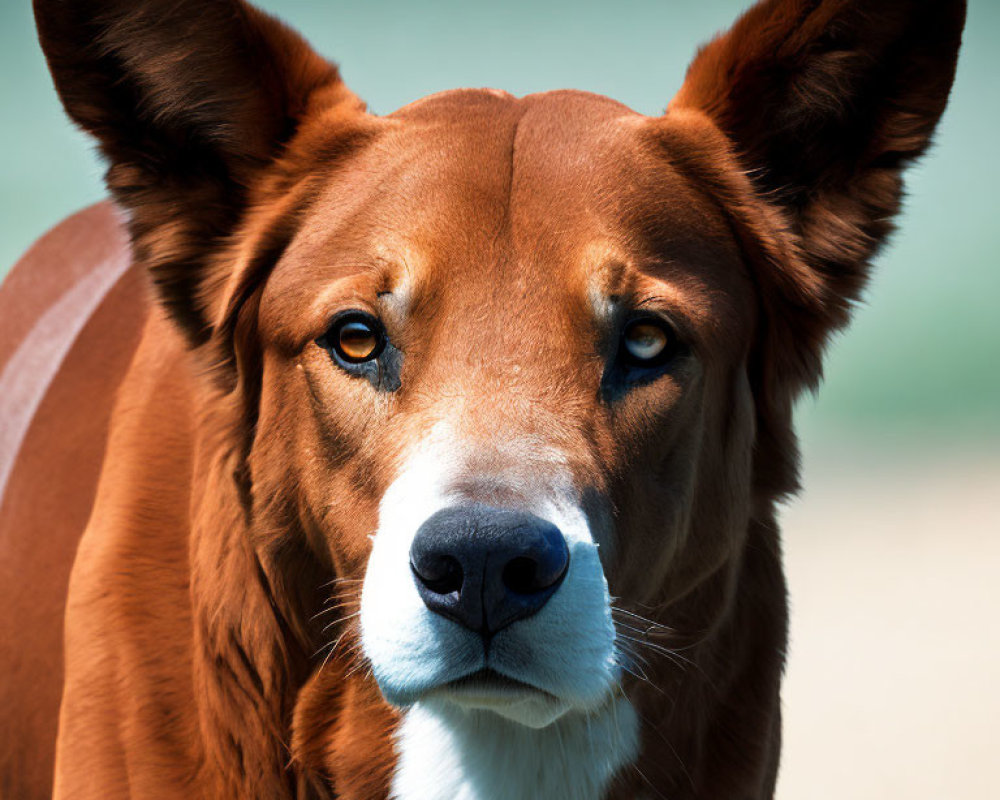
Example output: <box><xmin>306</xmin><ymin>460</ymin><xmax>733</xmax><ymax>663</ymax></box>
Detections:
<box><xmin>248</xmin><ymin>90</ymin><xmax>759</xmax><ymax>720</ymax></box>
<box><xmin>36</xmin><ymin>0</ymin><xmax>963</xmax><ymax>744</ymax></box>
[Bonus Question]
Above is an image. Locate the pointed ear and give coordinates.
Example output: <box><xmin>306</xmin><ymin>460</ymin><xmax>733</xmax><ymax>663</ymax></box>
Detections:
<box><xmin>670</xmin><ymin>0</ymin><xmax>965</xmax><ymax>354</ymax></box>
<box><xmin>34</xmin><ymin>0</ymin><xmax>366</xmax><ymax>344</ymax></box>
<box><xmin>666</xmin><ymin>0</ymin><xmax>964</xmax><ymax>498</ymax></box>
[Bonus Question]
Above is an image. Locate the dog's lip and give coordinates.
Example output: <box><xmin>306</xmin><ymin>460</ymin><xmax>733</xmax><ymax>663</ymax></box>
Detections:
<box><xmin>437</xmin><ymin>668</ymin><xmax>556</xmax><ymax>704</ymax></box>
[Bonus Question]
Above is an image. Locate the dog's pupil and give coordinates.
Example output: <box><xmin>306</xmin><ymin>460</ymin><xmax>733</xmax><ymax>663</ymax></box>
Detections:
<box><xmin>339</xmin><ymin>321</ymin><xmax>377</xmax><ymax>360</ymax></box>
<box><xmin>625</xmin><ymin>322</ymin><xmax>667</xmax><ymax>360</ymax></box>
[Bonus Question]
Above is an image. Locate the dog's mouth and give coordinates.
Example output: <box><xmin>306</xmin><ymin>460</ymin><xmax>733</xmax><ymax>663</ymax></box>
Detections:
<box><xmin>443</xmin><ymin>668</ymin><xmax>547</xmax><ymax>699</ymax></box>
<box><xmin>430</xmin><ymin>668</ymin><xmax>568</xmax><ymax>725</ymax></box>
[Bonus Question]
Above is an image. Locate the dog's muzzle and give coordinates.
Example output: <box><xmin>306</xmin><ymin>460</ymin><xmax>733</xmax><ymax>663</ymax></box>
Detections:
<box><xmin>360</xmin><ymin>430</ymin><xmax>619</xmax><ymax>717</ymax></box>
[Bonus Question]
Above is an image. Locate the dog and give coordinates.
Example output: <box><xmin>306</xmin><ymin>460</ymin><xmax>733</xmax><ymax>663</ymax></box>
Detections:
<box><xmin>0</xmin><ymin>0</ymin><xmax>964</xmax><ymax>797</ymax></box>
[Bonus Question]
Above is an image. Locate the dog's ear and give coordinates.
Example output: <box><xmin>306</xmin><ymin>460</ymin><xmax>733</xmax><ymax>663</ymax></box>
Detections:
<box><xmin>668</xmin><ymin>0</ymin><xmax>964</xmax><ymax>497</ymax></box>
<box><xmin>670</xmin><ymin>0</ymin><xmax>964</xmax><ymax>387</ymax></box>
<box><xmin>34</xmin><ymin>0</ymin><xmax>365</xmax><ymax>344</ymax></box>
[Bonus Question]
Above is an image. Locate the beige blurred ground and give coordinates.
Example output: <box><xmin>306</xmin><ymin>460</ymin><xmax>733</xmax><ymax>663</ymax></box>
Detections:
<box><xmin>775</xmin><ymin>444</ymin><xmax>1000</xmax><ymax>799</ymax></box>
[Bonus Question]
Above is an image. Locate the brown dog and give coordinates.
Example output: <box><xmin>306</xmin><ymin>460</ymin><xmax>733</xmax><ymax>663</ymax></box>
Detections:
<box><xmin>0</xmin><ymin>0</ymin><xmax>964</xmax><ymax>797</ymax></box>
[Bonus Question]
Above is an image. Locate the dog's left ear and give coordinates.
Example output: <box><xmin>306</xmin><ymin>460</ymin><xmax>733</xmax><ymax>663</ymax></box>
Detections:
<box><xmin>34</xmin><ymin>0</ymin><xmax>366</xmax><ymax>345</ymax></box>
<box><xmin>669</xmin><ymin>0</ymin><xmax>965</xmax><ymax>392</ymax></box>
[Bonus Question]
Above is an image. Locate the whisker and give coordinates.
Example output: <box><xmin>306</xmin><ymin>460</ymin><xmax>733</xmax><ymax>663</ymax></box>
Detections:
<box><xmin>322</xmin><ymin>610</ymin><xmax>360</xmax><ymax>633</ymax></box>
<box><xmin>632</xmin><ymin>762</ymin><xmax>671</xmax><ymax>800</ymax></box>
<box><xmin>310</xmin><ymin>601</ymin><xmax>356</xmax><ymax>621</ymax></box>
<box><xmin>635</xmin><ymin>708</ymin><xmax>695</xmax><ymax>793</ymax></box>
<box><xmin>611</xmin><ymin>606</ymin><xmax>674</xmax><ymax>632</ymax></box>
<box><xmin>317</xmin><ymin>576</ymin><xmax>363</xmax><ymax>590</ymax></box>
<box><xmin>617</xmin><ymin>632</ymin><xmax>684</xmax><ymax>660</ymax></box>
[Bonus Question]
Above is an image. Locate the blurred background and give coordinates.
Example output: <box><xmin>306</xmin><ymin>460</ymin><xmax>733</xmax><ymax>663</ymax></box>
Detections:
<box><xmin>1</xmin><ymin>1</ymin><xmax>997</xmax><ymax>796</ymax></box>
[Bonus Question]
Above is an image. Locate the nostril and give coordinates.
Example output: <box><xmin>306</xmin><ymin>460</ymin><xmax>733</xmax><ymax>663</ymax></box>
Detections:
<box><xmin>501</xmin><ymin>523</ymin><xmax>569</xmax><ymax>596</ymax></box>
<box><xmin>411</xmin><ymin>554</ymin><xmax>463</xmax><ymax>596</ymax></box>
<box><xmin>501</xmin><ymin>556</ymin><xmax>539</xmax><ymax>594</ymax></box>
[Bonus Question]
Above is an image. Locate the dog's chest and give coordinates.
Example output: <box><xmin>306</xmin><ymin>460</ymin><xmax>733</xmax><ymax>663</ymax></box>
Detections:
<box><xmin>390</xmin><ymin>698</ymin><xmax>638</xmax><ymax>800</ymax></box>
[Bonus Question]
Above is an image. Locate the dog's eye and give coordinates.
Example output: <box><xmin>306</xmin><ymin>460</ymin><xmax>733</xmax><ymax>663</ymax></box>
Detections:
<box><xmin>320</xmin><ymin>312</ymin><xmax>385</xmax><ymax>364</ymax></box>
<box><xmin>620</xmin><ymin>318</ymin><xmax>675</xmax><ymax>366</ymax></box>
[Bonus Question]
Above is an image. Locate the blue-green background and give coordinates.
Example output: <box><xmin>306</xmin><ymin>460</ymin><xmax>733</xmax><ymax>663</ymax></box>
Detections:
<box><xmin>2</xmin><ymin>0</ymin><xmax>998</xmax><ymax>445</ymax></box>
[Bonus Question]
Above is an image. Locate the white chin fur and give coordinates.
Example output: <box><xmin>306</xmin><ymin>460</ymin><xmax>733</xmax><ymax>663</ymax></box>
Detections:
<box><xmin>391</xmin><ymin>696</ymin><xmax>639</xmax><ymax>800</ymax></box>
<box><xmin>435</xmin><ymin>689</ymin><xmax>570</xmax><ymax>730</ymax></box>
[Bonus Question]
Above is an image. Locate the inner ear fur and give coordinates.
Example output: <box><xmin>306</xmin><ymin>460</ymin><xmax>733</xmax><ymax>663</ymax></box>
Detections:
<box><xmin>34</xmin><ymin>0</ymin><xmax>365</xmax><ymax>344</ymax></box>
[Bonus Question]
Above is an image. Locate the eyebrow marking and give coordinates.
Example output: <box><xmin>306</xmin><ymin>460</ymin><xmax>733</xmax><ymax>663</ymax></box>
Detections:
<box><xmin>586</xmin><ymin>251</ymin><xmax>629</xmax><ymax>325</ymax></box>
<box><xmin>376</xmin><ymin>271</ymin><xmax>412</xmax><ymax>327</ymax></box>
<box><xmin>370</xmin><ymin>239</ymin><xmax>422</xmax><ymax>322</ymax></box>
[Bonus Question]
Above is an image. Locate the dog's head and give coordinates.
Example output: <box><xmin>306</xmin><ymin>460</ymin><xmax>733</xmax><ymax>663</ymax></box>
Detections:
<box><xmin>37</xmin><ymin>0</ymin><xmax>963</xmax><ymax>733</ymax></box>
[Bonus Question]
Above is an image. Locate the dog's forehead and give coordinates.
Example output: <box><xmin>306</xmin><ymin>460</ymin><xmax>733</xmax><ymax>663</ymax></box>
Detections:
<box><xmin>380</xmin><ymin>88</ymin><xmax>732</xmax><ymax>247</ymax></box>
<box><xmin>387</xmin><ymin>86</ymin><xmax>630</xmax><ymax>128</ymax></box>
<box><xmin>262</xmin><ymin>89</ymin><xmax>751</xmax><ymax>345</ymax></box>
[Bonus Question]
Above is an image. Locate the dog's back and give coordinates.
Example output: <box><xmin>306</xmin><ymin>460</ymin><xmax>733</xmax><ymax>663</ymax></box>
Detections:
<box><xmin>0</xmin><ymin>203</ymin><xmax>145</xmax><ymax>798</ymax></box>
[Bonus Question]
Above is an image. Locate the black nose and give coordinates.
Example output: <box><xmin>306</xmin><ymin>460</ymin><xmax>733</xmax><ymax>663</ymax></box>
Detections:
<box><xmin>409</xmin><ymin>505</ymin><xmax>570</xmax><ymax>637</ymax></box>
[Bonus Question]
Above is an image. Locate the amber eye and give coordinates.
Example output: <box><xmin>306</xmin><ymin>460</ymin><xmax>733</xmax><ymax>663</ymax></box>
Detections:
<box><xmin>322</xmin><ymin>313</ymin><xmax>385</xmax><ymax>364</ymax></box>
<box><xmin>621</xmin><ymin>318</ymin><xmax>674</xmax><ymax>365</ymax></box>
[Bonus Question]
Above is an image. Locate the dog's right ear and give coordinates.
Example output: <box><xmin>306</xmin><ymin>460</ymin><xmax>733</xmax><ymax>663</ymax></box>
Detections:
<box><xmin>34</xmin><ymin>0</ymin><xmax>366</xmax><ymax>344</ymax></box>
<box><xmin>666</xmin><ymin>0</ymin><xmax>964</xmax><ymax>498</ymax></box>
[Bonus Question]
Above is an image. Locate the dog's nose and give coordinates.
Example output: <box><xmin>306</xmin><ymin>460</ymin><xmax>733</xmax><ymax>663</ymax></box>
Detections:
<box><xmin>409</xmin><ymin>505</ymin><xmax>569</xmax><ymax>637</ymax></box>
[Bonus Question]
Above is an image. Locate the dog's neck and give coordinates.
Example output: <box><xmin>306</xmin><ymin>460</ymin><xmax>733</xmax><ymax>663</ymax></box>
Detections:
<box><xmin>391</xmin><ymin>696</ymin><xmax>639</xmax><ymax>800</ymax></box>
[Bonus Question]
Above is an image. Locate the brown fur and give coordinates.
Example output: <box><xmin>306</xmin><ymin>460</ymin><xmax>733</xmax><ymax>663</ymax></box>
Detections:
<box><xmin>1</xmin><ymin>0</ymin><xmax>963</xmax><ymax>797</ymax></box>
